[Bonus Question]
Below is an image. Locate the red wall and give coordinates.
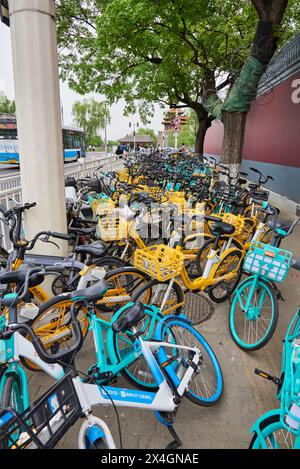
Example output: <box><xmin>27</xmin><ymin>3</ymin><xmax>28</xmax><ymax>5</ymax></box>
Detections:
<box><xmin>204</xmin><ymin>71</ymin><xmax>300</xmax><ymax>168</ymax></box>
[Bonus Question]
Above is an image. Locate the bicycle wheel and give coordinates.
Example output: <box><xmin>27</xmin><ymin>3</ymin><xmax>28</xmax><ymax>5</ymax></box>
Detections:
<box><xmin>113</xmin><ymin>305</ymin><xmax>164</xmax><ymax>391</ymax></box>
<box><xmin>157</xmin><ymin>317</ymin><xmax>223</xmax><ymax>406</ymax></box>
<box><xmin>208</xmin><ymin>249</ymin><xmax>243</xmax><ymax>303</ymax></box>
<box><xmin>0</xmin><ymin>374</ymin><xmax>25</xmax><ymax>448</ymax></box>
<box><xmin>104</xmin><ymin>267</ymin><xmax>151</xmax><ymax>311</ymax></box>
<box><xmin>107</xmin><ymin>242</ymin><xmax>134</xmax><ymax>263</ymax></box>
<box><xmin>196</xmin><ymin>237</ymin><xmax>243</xmax><ymax>276</ymax></box>
<box><xmin>131</xmin><ymin>279</ymin><xmax>184</xmax><ymax>315</ymax></box>
<box><xmin>250</xmin><ymin>414</ymin><xmax>300</xmax><ymax>449</ymax></box>
<box><xmin>0</xmin><ymin>374</ymin><xmax>24</xmax><ymax>411</ymax></box>
<box><xmin>229</xmin><ymin>277</ymin><xmax>278</xmax><ymax>351</ymax></box>
<box><xmin>20</xmin><ymin>299</ymin><xmax>89</xmax><ymax>372</ymax></box>
<box><xmin>184</xmin><ymin>233</ymin><xmax>211</xmax><ymax>278</ymax></box>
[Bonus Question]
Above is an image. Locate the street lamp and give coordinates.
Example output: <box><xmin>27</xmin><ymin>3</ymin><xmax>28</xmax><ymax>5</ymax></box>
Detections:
<box><xmin>129</xmin><ymin>121</ymin><xmax>139</xmax><ymax>152</ymax></box>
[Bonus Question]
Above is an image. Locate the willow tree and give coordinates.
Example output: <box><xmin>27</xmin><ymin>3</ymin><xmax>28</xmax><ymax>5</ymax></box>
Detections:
<box><xmin>0</xmin><ymin>92</ymin><xmax>16</xmax><ymax>114</ymax></box>
<box><xmin>72</xmin><ymin>98</ymin><xmax>110</xmax><ymax>145</ymax></box>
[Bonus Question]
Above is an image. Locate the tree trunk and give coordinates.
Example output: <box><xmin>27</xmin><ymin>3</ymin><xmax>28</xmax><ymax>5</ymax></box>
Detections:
<box><xmin>195</xmin><ymin>115</ymin><xmax>211</xmax><ymax>157</ymax></box>
<box><xmin>222</xmin><ymin>111</ymin><xmax>247</xmax><ymax>177</ymax></box>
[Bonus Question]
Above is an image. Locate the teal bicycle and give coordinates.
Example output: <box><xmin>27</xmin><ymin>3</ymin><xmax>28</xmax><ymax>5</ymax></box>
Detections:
<box><xmin>0</xmin><ymin>270</ymin><xmax>166</xmax><ymax>420</ymax></box>
<box><xmin>229</xmin><ymin>218</ymin><xmax>300</xmax><ymax>351</ymax></box>
<box><xmin>250</xmin><ymin>307</ymin><xmax>300</xmax><ymax>449</ymax></box>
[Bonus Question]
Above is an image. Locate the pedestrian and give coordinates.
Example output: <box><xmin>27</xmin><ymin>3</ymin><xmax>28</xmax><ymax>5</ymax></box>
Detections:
<box><xmin>115</xmin><ymin>144</ymin><xmax>123</xmax><ymax>159</ymax></box>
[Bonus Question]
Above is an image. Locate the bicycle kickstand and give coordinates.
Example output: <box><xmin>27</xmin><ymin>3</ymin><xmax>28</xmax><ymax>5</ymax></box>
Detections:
<box><xmin>166</xmin><ymin>425</ymin><xmax>182</xmax><ymax>449</ymax></box>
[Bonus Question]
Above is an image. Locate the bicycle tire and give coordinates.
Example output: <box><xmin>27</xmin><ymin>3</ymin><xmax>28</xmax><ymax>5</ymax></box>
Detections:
<box><xmin>249</xmin><ymin>413</ymin><xmax>299</xmax><ymax>449</ymax></box>
<box><xmin>196</xmin><ymin>236</ymin><xmax>243</xmax><ymax>276</ymax></box>
<box><xmin>208</xmin><ymin>248</ymin><xmax>243</xmax><ymax>303</ymax></box>
<box><xmin>229</xmin><ymin>277</ymin><xmax>279</xmax><ymax>351</ymax></box>
<box><xmin>113</xmin><ymin>306</ymin><xmax>164</xmax><ymax>391</ymax></box>
<box><xmin>131</xmin><ymin>278</ymin><xmax>184</xmax><ymax>316</ymax></box>
<box><xmin>157</xmin><ymin>317</ymin><xmax>223</xmax><ymax>406</ymax></box>
<box><xmin>20</xmin><ymin>299</ymin><xmax>89</xmax><ymax>372</ymax></box>
<box><xmin>0</xmin><ymin>374</ymin><xmax>26</xmax><ymax>448</ymax></box>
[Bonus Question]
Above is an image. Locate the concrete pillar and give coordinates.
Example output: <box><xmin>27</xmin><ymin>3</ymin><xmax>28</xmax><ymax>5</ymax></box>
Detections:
<box><xmin>10</xmin><ymin>0</ymin><xmax>67</xmax><ymax>255</ymax></box>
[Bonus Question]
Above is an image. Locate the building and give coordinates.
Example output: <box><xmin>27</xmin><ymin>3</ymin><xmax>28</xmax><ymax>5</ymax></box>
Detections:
<box><xmin>204</xmin><ymin>33</ymin><xmax>300</xmax><ymax>203</ymax></box>
<box><xmin>118</xmin><ymin>134</ymin><xmax>154</xmax><ymax>147</ymax></box>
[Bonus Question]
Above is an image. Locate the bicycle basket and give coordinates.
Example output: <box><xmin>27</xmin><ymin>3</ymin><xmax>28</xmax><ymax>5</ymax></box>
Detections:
<box><xmin>280</xmin><ymin>319</ymin><xmax>300</xmax><ymax>435</ymax></box>
<box><xmin>243</xmin><ymin>241</ymin><xmax>292</xmax><ymax>283</ymax></box>
<box><xmin>0</xmin><ymin>373</ymin><xmax>81</xmax><ymax>449</ymax></box>
<box><xmin>97</xmin><ymin>215</ymin><xmax>129</xmax><ymax>241</ymax></box>
<box><xmin>134</xmin><ymin>244</ymin><xmax>184</xmax><ymax>281</ymax></box>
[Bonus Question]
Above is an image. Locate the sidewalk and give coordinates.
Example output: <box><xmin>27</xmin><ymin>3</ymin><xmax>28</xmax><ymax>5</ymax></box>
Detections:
<box><xmin>27</xmin><ymin>209</ymin><xmax>300</xmax><ymax>449</ymax></box>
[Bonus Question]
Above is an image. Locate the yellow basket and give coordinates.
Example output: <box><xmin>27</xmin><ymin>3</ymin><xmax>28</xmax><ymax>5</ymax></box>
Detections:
<box><xmin>97</xmin><ymin>215</ymin><xmax>129</xmax><ymax>242</ymax></box>
<box><xmin>92</xmin><ymin>198</ymin><xmax>116</xmax><ymax>217</ymax></box>
<box><xmin>117</xmin><ymin>169</ymin><xmax>129</xmax><ymax>182</ymax></box>
<box><xmin>134</xmin><ymin>245</ymin><xmax>184</xmax><ymax>281</ymax></box>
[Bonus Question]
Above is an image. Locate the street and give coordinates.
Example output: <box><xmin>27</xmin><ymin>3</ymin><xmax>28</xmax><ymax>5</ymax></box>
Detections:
<box><xmin>0</xmin><ymin>153</ymin><xmax>104</xmax><ymax>179</ymax></box>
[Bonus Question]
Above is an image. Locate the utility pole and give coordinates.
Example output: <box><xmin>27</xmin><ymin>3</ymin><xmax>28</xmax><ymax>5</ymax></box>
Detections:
<box><xmin>129</xmin><ymin>121</ymin><xmax>139</xmax><ymax>152</ymax></box>
<box><xmin>174</xmin><ymin>108</ymin><xmax>179</xmax><ymax>149</ymax></box>
<box><xmin>9</xmin><ymin>0</ymin><xmax>68</xmax><ymax>254</ymax></box>
<box><xmin>104</xmin><ymin>103</ymin><xmax>108</xmax><ymax>155</ymax></box>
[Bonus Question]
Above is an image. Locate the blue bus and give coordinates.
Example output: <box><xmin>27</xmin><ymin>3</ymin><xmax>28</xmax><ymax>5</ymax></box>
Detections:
<box><xmin>0</xmin><ymin>115</ymin><xmax>86</xmax><ymax>164</ymax></box>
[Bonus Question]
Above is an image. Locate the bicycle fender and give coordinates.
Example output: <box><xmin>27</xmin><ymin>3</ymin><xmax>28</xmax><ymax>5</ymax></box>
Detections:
<box><xmin>250</xmin><ymin>408</ymin><xmax>281</xmax><ymax>445</ymax></box>
<box><xmin>85</xmin><ymin>425</ymin><xmax>105</xmax><ymax>447</ymax></box>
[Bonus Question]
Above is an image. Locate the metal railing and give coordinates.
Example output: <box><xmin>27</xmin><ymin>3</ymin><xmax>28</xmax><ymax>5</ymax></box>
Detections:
<box><xmin>0</xmin><ymin>154</ymin><xmax>123</xmax><ymax>250</ymax></box>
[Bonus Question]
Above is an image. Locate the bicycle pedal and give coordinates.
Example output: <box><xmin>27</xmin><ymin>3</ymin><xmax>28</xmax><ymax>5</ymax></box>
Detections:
<box><xmin>254</xmin><ymin>368</ymin><xmax>280</xmax><ymax>385</ymax></box>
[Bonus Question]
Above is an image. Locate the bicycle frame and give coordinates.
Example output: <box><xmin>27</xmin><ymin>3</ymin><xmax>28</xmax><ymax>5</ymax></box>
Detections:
<box><xmin>235</xmin><ymin>274</ymin><xmax>269</xmax><ymax>319</ymax></box>
<box><xmin>150</xmin><ymin>241</ymin><xmax>242</xmax><ymax>309</ymax></box>
<box><xmin>75</xmin><ymin>336</ymin><xmax>201</xmax><ymax>412</ymax></box>
<box><xmin>0</xmin><ymin>316</ymin><xmax>201</xmax><ymax>449</ymax></box>
<box><xmin>87</xmin><ymin>306</ymin><xmax>161</xmax><ymax>381</ymax></box>
<box><xmin>0</xmin><ymin>330</ymin><xmax>65</xmax><ymax>410</ymax></box>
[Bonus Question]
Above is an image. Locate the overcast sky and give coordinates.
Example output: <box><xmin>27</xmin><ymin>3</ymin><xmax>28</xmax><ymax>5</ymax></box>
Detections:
<box><xmin>0</xmin><ymin>22</ymin><xmax>165</xmax><ymax>141</ymax></box>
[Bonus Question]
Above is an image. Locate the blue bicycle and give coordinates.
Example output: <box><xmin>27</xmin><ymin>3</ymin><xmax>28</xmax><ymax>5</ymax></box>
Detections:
<box><xmin>0</xmin><ymin>267</ymin><xmax>223</xmax><ymax>449</ymax></box>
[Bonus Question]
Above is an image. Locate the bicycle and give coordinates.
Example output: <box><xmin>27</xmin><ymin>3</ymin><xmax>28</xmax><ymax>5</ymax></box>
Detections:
<box><xmin>229</xmin><ymin>219</ymin><xmax>300</xmax><ymax>350</ymax></box>
<box><xmin>0</xmin><ymin>268</ymin><xmax>223</xmax><ymax>449</ymax></box>
<box><xmin>131</xmin><ymin>214</ymin><xmax>244</xmax><ymax>309</ymax></box>
<box><xmin>249</xmin><ymin>304</ymin><xmax>300</xmax><ymax>449</ymax></box>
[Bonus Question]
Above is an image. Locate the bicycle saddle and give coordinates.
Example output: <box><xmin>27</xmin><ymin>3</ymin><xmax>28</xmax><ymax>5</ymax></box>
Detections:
<box><xmin>0</xmin><ymin>264</ymin><xmax>44</xmax><ymax>288</ymax></box>
<box><xmin>210</xmin><ymin>222</ymin><xmax>235</xmax><ymax>236</ymax></box>
<box><xmin>74</xmin><ymin>240</ymin><xmax>107</xmax><ymax>258</ymax></box>
<box><xmin>67</xmin><ymin>279</ymin><xmax>108</xmax><ymax>302</ymax></box>
<box><xmin>276</xmin><ymin>219</ymin><xmax>292</xmax><ymax>231</ymax></box>
<box><xmin>112</xmin><ymin>303</ymin><xmax>145</xmax><ymax>333</ymax></box>
<box><xmin>248</xmin><ymin>183</ymin><xmax>258</xmax><ymax>190</ymax></box>
<box><xmin>69</xmin><ymin>226</ymin><xmax>96</xmax><ymax>236</ymax></box>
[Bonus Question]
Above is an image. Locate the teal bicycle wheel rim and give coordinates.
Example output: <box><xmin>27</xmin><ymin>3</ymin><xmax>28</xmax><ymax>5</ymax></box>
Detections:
<box><xmin>229</xmin><ymin>278</ymin><xmax>276</xmax><ymax>349</ymax></box>
<box><xmin>251</xmin><ymin>416</ymin><xmax>300</xmax><ymax>449</ymax></box>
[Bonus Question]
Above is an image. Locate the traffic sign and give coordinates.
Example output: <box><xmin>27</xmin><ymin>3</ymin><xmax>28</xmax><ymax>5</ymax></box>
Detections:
<box><xmin>174</xmin><ymin>126</ymin><xmax>180</xmax><ymax>134</ymax></box>
<box><xmin>0</xmin><ymin>0</ymin><xmax>9</xmax><ymax>27</ymax></box>
<box><xmin>174</xmin><ymin>117</ymin><xmax>180</xmax><ymax>125</ymax></box>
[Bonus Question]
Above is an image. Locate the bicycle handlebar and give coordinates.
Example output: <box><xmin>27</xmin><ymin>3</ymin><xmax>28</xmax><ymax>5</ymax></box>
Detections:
<box><xmin>0</xmin><ymin>266</ymin><xmax>84</xmax><ymax>364</ymax></box>
<box><xmin>11</xmin><ymin>231</ymin><xmax>72</xmax><ymax>250</ymax></box>
<box><xmin>291</xmin><ymin>258</ymin><xmax>300</xmax><ymax>272</ymax></box>
<box><xmin>205</xmin><ymin>215</ymin><xmax>222</xmax><ymax>223</ymax></box>
<box><xmin>7</xmin><ymin>301</ymin><xmax>84</xmax><ymax>364</ymax></box>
